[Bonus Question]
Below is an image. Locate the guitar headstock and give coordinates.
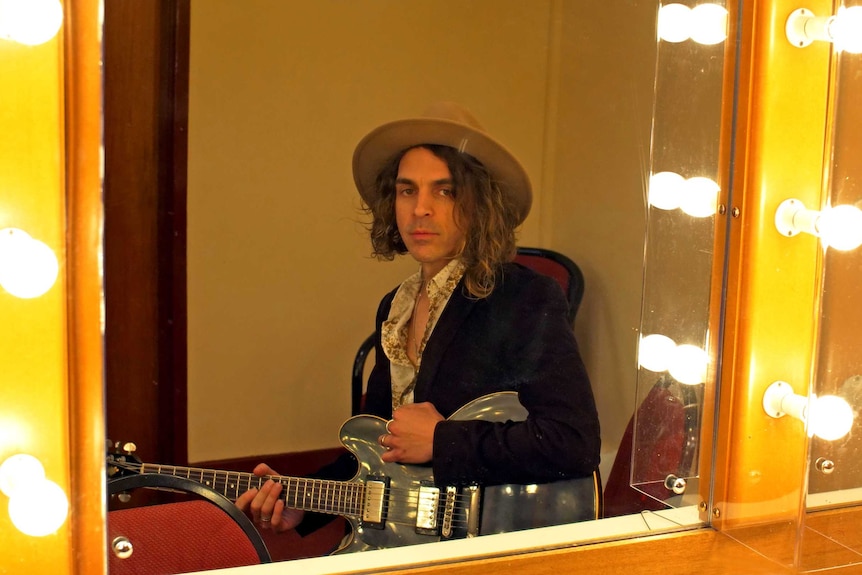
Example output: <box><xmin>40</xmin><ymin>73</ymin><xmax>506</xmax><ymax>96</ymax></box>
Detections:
<box><xmin>106</xmin><ymin>439</ymin><xmax>142</xmax><ymax>479</ymax></box>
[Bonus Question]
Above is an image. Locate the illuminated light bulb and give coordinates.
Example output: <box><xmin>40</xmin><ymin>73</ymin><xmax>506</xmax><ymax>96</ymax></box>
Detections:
<box><xmin>786</xmin><ymin>6</ymin><xmax>862</xmax><ymax>53</ymax></box>
<box><xmin>638</xmin><ymin>334</ymin><xmax>677</xmax><ymax>372</ymax></box>
<box><xmin>775</xmin><ymin>199</ymin><xmax>862</xmax><ymax>251</ymax></box>
<box><xmin>667</xmin><ymin>344</ymin><xmax>709</xmax><ymax>385</ymax></box>
<box><xmin>0</xmin><ymin>0</ymin><xmax>64</xmax><ymax>46</ymax></box>
<box><xmin>0</xmin><ymin>228</ymin><xmax>59</xmax><ymax>298</ymax></box>
<box><xmin>679</xmin><ymin>176</ymin><xmax>719</xmax><ymax>217</ymax></box>
<box><xmin>8</xmin><ymin>478</ymin><xmax>69</xmax><ymax>536</ymax></box>
<box><xmin>809</xmin><ymin>394</ymin><xmax>854</xmax><ymax>441</ymax></box>
<box><xmin>648</xmin><ymin>171</ymin><xmax>685</xmax><ymax>211</ymax></box>
<box><xmin>832</xmin><ymin>6</ymin><xmax>862</xmax><ymax>54</ymax></box>
<box><xmin>0</xmin><ymin>454</ymin><xmax>45</xmax><ymax>497</ymax></box>
<box><xmin>764</xmin><ymin>382</ymin><xmax>855</xmax><ymax>441</ymax></box>
<box><xmin>649</xmin><ymin>173</ymin><xmax>719</xmax><ymax>217</ymax></box>
<box><xmin>689</xmin><ymin>4</ymin><xmax>729</xmax><ymax>45</ymax></box>
<box><xmin>657</xmin><ymin>3</ymin><xmax>728</xmax><ymax>44</ymax></box>
<box><xmin>818</xmin><ymin>205</ymin><xmax>862</xmax><ymax>251</ymax></box>
<box><xmin>657</xmin><ymin>4</ymin><xmax>692</xmax><ymax>43</ymax></box>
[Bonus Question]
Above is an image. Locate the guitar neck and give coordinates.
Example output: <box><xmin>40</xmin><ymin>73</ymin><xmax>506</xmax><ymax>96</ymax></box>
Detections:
<box><xmin>139</xmin><ymin>463</ymin><xmax>365</xmax><ymax>517</ymax></box>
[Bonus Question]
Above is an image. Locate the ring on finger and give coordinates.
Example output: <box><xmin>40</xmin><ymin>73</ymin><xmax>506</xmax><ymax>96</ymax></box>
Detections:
<box><xmin>385</xmin><ymin>419</ymin><xmax>393</xmax><ymax>433</ymax></box>
<box><xmin>260</xmin><ymin>516</ymin><xmax>271</xmax><ymax>522</ymax></box>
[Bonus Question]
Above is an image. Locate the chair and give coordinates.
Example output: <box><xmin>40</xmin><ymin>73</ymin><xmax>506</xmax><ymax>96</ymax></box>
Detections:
<box><xmin>107</xmin><ymin>474</ymin><xmax>271</xmax><ymax>574</ymax></box>
<box><xmin>351</xmin><ymin>247</ymin><xmax>585</xmax><ymax>416</ymax></box>
<box><xmin>602</xmin><ymin>375</ymin><xmax>700</xmax><ymax>517</ymax></box>
<box><xmin>513</xmin><ymin>246</ymin><xmax>584</xmax><ymax>325</ymax></box>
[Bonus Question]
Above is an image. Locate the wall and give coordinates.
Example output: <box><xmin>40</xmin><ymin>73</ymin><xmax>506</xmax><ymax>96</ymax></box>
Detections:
<box><xmin>186</xmin><ymin>0</ymin><xmax>652</xmax><ymax>471</ymax></box>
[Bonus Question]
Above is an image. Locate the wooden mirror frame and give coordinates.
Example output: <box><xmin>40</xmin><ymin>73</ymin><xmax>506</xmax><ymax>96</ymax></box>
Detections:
<box><xmin>4</xmin><ymin>0</ymin><xmax>859</xmax><ymax>573</ymax></box>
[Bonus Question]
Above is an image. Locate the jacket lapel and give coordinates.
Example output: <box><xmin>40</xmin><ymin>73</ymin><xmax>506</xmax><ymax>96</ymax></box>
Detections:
<box><xmin>413</xmin><ymin>284</ymin><xmax>476</xmax><ymax>401</ymax></box>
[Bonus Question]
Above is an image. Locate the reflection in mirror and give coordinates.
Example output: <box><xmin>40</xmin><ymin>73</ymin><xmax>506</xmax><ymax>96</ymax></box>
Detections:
<box><xmin>102</xmin><ymin>0</ymin><xmax>723</xmax><ymax>573</ymax></box>
<box><xmin>624</xmin><ymin>0</ymin><xmax>729</xmax><ymax>511</ymax></box>
<box><xmin>795</xmin><ymin>5</ymin><xmax>862</xmax><ymax>571</ymax></box>
<box><xmin>806</xmin><ymin>12</ymin><xmax>862</xmax><ymax>512</ymax></box>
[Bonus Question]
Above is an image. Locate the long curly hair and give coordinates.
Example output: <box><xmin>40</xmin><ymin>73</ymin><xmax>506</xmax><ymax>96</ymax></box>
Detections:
<box><xmin>362</xmin><ymin>144</ymin><xmax>520</xmax><ymax>298</ymax></box>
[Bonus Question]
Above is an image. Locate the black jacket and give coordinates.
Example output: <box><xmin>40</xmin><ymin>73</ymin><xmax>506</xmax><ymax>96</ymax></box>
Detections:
<box><xmin>364</xmin><ymin>262</ymin><xmax>601</xmax><ymax>487</ymax></box>
<box><xmin>297</xmin><ymin>262</ymin><xmax>601</xmax><ymax>536</ymax></box>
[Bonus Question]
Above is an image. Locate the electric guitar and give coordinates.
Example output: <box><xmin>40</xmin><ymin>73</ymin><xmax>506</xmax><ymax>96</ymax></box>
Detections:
<box><xmin>107</xmin><ymin>391</ymin><xmax>600</xmax><ymax>553</ymax></box>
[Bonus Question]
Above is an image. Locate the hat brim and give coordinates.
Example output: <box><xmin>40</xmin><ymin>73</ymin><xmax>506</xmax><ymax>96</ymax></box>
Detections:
<box><xmin>352</xmin><ymin>118</ymin><xmax>532</xmax><ymax>225</ymax></box>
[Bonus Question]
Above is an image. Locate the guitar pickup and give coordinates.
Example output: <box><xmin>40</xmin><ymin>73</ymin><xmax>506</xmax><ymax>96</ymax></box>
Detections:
<box><xmin>361</xmin><ymin>475</ymin><xmax>389</xmax><ymax>529</ymax></box>
<box><xmin>415</xmin><ymin>483</ymin><xmax>441</xmax><ymax>535</ymax></box>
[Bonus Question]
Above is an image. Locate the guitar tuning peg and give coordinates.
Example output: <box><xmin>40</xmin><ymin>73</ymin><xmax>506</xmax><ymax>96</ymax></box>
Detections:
<box><xmin>122</xmin><ymin>442</ymin><xmax>137</xmax><ymax>453</ymax></box>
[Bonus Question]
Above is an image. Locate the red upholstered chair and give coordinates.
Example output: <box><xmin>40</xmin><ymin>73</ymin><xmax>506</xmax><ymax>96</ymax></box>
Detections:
<box><xmin>108</xmin><ymin>474</ymin><xmax>270</xmax><ymax>575</ymax></box>
<box><xmin>512</xmin><ymin>246</ymin><xmax>584</xmax><ymax>325</ymax></box>
<box><xmin>351</xmin><ymin>246</ymin><xmax>585</xmax><ymax>415</ymax></box>
<box><xmin>603</xmin><ymin>375</ymin><xmax>700</xmax><ymax>518</ymax></box>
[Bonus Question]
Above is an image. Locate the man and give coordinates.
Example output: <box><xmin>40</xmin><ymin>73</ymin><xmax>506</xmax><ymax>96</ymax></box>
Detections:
<box><xmin>236</xmin><ymin>102</ymin><xmax>601</xmax><ymax>537</ymax></box>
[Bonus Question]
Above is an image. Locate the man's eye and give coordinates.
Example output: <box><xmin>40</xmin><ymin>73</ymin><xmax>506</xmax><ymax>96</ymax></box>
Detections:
<box><xmin>438</xmin><ymin>188</ymin><xmax>453</xmax><ymax>196</ymax></box>
<box><xmin>398</xmin><ymin>188</ymin><xmax>414</xmax><ymax>196</ymax></box>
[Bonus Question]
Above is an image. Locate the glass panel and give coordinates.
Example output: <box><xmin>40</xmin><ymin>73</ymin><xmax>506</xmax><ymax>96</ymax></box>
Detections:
<box><xmin>802</xmin><ymin>2</ymin><xmax>862</xmax><ymax>570</ymax></box>
<box><xmin>630</xmin><ymin>0</ymin><xmax>729</xmax><ymax>510</ymax></box>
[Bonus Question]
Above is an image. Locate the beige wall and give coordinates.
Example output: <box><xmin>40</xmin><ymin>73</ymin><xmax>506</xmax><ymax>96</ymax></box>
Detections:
<box><xmin>187</xmin><ymin>0</ymin><xmax>655</xmax><ymax>472</ymax></box>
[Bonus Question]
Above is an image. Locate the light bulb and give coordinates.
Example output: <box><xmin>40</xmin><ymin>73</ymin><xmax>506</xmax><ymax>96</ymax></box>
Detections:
<box><xmin>832</xmin><ymin>6</ymin><xmax>862</xmax><ymax>54</ymax></box>
<box><xmin>8</xmin><ymin>478</ymin><xmax>69</xmax><ymax>536</ymax></box>
<box><xmin>679</xmin><ymin>176</ymin><xmax>720</xmax><ymax>217</ymax></box>
<box><xmin>0</xmin><ymin>454</ymin><xmax>45</xmax><ymax>497</ymax></box>
<box><xmin>668</xmin><ymin>344</ymin><xmax>709</xmax><ymax>385</ymax></box>
<box><xmin>657</xmin><ymin>4</ymin><xmax>691</xmax><ymax>43</ymax></box>
<box><xmin>809</xmin><ymin>394</ymin><xmax>854</xmax><ymax>441</ymax></box>
<box><xmin>0</xmin><ymin>0</ymin><xmax>64</xmax><ymax>46</ymax></box>
<box><xmin>689</xmin><ymin>4</ymin><xmax>729</xmax><ymax>45</ymax></box>
<box><xmin>818</xmin><ymin>205</ymin><xmax>862</xmax><ymax>251</ymax></box>
<box><xmin>775</xmin><ymin>199</ymin><xmax>862</xmax><ymax>251</ymax></box>
<box><xmin>763</xmin><ymin>382</ymin><xmax>855</xmax><ymax>442</ymax></box>
<box><xmin>638</xmin><ymin>334</ymin><xmax>677</xmax><ymax>372</ymax></box>
<box><xmin>0</xmin><ymin>228</ymin><xmax>59</xmax><ymax>298</ymax></box>
<box><xmin>648</xmin><ymin>171</ymin><xmax>685</xmax><ymax>210</ymax></box>
<box><xmin>658</xmin><ymin>3</ymin><xmax>728</xmax><ymax>44</ymax></box>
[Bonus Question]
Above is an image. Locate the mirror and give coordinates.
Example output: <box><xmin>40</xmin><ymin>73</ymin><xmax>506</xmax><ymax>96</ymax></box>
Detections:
<box><xmin>806</xmin><ymin>42</ymin><xmax>862</xmax><ymax>508</ymax></box>
<box><xmin>103</xmin><ymin>0</ymin><xmax>728</xmax><ymax>572</ymax></box>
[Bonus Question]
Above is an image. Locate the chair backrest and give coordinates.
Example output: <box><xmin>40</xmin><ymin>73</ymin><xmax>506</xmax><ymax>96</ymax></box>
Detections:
<box><xmin>513</xmin><ymin>246</ymin><xmax>584</xmax><ymax>325</ymax></box>
<box><xmin>602</xmin><ymin>375</ymin><xmax>699</xmax><ymax>518</ymax></box>
<box><xmin>351</xmin><ymin>246</ymin><xmax>584</xmax><ymax>415</ymax></box>
<box><xmin>107</xmin><ymin>474</ymin><xmax>270</xmax><ymax>574</ymax></box>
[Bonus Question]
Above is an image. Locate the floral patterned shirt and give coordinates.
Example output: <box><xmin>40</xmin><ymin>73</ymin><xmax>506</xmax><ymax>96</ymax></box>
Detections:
<box><xmin>381</xmin><ymin>258</ymin><xmax>466</xmax><ymax>411</ymax></box>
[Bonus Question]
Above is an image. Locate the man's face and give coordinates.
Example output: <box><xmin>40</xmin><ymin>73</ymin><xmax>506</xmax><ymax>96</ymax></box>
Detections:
<box><xmin>394</xmin><ymin>147</ymin><xmax>467</xmax><ymax>278</ymax></box>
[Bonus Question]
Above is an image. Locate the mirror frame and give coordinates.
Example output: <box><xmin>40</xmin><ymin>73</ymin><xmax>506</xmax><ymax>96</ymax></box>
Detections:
<box><xmin>5</xmin><ymin>0</ymin><xmax>859</xmax><ymax>573</ymax></box>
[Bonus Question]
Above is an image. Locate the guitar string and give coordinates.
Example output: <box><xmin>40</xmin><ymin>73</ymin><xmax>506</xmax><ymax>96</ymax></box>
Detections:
<box><xmin>110</xmin><ymin>459</ymin><xmax>485</xmax><ymax>523</ymax></box>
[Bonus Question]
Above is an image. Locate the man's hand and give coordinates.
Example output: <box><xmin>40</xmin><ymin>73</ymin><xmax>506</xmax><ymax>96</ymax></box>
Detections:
<box><xmin>234</xmin><ymin>463</ymin><xmax>305</xmax><ymax>532</ymax></box>
<box><xmin>379</xmin><ymin>402</ymin><xmax>444</xmax><ymax>464</ymax></box>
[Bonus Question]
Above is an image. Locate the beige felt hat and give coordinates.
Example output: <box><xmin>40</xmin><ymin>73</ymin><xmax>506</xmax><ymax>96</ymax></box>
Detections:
<box><xmin>352</xmin><ymin>102</ymin><xmax>532</xmax><ymax>224</ymax></box>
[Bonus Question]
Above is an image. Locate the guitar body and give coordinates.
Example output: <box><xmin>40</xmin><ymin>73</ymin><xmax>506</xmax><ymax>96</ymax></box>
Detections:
<box><xmin>334</xmin><ymin>391</ymin><xmax>600</xmax><ymax>553</ymax></box>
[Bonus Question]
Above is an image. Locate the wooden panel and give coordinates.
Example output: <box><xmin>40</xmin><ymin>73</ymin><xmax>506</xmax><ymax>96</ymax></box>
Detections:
<box><xmin>372</xmin><ymin>529</ymin><xmax>795</xmax><ymax>575</ymax></box>
<box><xmin>0</xmin><ymin>5</ymin><xmax>71</xmax><ymax>573</ymax></box>
<box><xmin>710</xmin><ymin>0</ymin><xmax>832</xmax><ymax>531</ymax></box>
<box><xmin>103</xmin><ymin>0</ymin><xmax>188</xmax><ymax>467</ymax></box>
<box><xmin>64</xmin><ymin>1</ymin><xmax>107</xmax><ymax>573</ymax></box>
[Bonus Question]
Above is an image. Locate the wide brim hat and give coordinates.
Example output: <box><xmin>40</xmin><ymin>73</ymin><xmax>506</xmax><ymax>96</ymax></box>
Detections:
<box><xmin>352</xmin><ymin>102</ymin><xmax>533</xmax><ymax>225</ymax></box>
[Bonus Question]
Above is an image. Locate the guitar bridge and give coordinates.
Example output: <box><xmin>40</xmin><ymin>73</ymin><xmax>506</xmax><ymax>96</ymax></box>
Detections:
<box><xmin>361</xmin><ymin>475</ymin><xmax>388</xmax><ymax>529</ymax></box>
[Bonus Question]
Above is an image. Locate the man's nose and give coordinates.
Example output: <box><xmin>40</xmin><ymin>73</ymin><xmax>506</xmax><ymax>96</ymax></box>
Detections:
<box><xmin>414</xmin><ymin>189</ymin><xmax>433</xmax><ymax>216</ymax></box>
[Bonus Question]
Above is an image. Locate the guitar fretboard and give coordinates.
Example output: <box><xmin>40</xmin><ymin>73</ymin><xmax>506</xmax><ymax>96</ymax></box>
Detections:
<box><xmin>140</xmin><ymin>463</ymin><xmax>367</xmax><ymax>517</ymax></box>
